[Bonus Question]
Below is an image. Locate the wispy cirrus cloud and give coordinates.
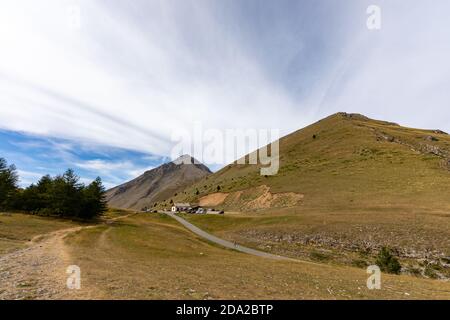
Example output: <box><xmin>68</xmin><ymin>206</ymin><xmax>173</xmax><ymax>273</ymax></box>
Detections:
<box><xmin>0</xmin><ymin>130</ymin><xmax>161</xmax><ymax>188</ymax></box>
<box><xmin>75</xmin><ymin>159</ymin><xmax>136</xmax><ymax>173</ymax></box>
<box><xmin>1</xmin><ymin>0</ymin><xmax>450</xmax><ymax>187</ymax></box>
<box><xmin>0</xmin><ymin>0</ymin><xmax>304</xmax><ymax>158</ymax></box>
<box><xmin>16</xmin><ymin>169</ymin><xmax>45</xmax><ymax>187</ymax></box>
<box><xmin>75</xmin><ymin>159</ymin><xmax>154</xmax><ymax>182</ymax></box>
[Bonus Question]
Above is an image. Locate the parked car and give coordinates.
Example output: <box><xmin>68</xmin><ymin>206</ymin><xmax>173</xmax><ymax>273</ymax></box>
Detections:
<box><xmin>196</xmin><ymin>208</ymin><xmax>206</xmax><ymax>214</ymax></box>
<box><xmin>187</xmin><ymin>206</ymin><xmax>200</xmax><ymax>214</ymax></box>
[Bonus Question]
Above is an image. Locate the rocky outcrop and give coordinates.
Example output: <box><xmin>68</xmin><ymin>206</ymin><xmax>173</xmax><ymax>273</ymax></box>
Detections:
<box><xmin>374</xmin><ymin>130</ymin><xmax>450</xmax><ymax>169</ymax></box>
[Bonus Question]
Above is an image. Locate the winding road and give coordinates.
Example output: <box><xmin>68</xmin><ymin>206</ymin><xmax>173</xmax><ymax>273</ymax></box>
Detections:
<box><xmin>164</xmin><ymin>211</ymin><xmax>298</xmax><ymax>262</ymax></box>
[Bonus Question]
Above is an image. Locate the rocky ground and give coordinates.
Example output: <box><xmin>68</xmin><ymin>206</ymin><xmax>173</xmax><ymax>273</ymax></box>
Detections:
<box><xmin>0</xmin><ymin>226</ymin><xmax>85</xmax><ymax>300</ymax></box>
<box><xmin>231</xmin><ymin>228</ymin><xmax>450</xmax><ymax>280</ymax></box>
<box><xmin>0</xmin><ymin>213</ymin><xmax>133</xmax><ymax>300</ymax></box>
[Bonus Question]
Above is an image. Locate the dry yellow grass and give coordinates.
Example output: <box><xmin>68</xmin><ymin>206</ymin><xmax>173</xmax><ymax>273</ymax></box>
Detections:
<box><xmin>1</xmin><ymin>212</ymin><xmax>449</xmax><ymax>299</ymax></box>
<box><xmin>61</xmin><ymin>213</ymin><xmax>450</xmax><ymax>300</ymax></box>
<box><xmin>170</xmin><ymin>113</ymin><xmax>450</xmax><ymax>279</ymax></box>
<box><xmin>184</xmin><ymin>208</ymin><xmax>450</xmax><ymax>279</ymax></box>
<box><xmin>0</xmin><ymin>212</ymin><xmax>80</xmax><ymax>255</ymax></box>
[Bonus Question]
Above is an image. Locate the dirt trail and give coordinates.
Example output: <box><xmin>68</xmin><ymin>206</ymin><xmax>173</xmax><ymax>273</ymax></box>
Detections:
<box><xmin>0</xmin><ymin>213</ymin><xmax>135</xmax><ymax>300</ymax></box>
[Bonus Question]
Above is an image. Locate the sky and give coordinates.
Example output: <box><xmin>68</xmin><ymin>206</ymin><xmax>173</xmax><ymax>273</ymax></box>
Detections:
<box><xmin>0</xmin><ymin>0</ymin><xmax>449</xmax><ymax>188</ymax></box>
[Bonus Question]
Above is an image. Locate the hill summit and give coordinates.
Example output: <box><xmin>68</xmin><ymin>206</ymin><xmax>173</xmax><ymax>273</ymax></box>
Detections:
<box><xmin>106</xmin><ymin>155</ymin><xmax>211</xmax><ymax>210</ymax></box>
<box><xmin>173</xmin><ymin>112</ymin><xmax>450</xmax><ymax>212</ymax></box>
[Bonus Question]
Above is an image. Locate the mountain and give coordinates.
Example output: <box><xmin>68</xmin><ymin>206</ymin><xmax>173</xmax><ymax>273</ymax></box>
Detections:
<box><xmin>174</xmin><ymin>112</ymin><xmax>450</xmax><ymax>212</ymax></box>
<box><xmin>107</xmin><ymin>113</ymin><xmax>450</xmax><ymax>275</ymax></box>
<box><xmin>106</xmin><ymin>155</ymin><xmax>211</xmax><ymax>210</ymax></box>
<box><xmin>169</xmin><ymin>113</ymin><xmax>450</xmax><ymax>278</ymax></box>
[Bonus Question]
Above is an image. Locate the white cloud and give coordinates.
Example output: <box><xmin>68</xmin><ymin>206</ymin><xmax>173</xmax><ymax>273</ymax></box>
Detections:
<box><xmin>126</xmin><ymin>166</ymin><xmax>155</xmax><ymax>179</ymax></box>
<box><xmin>75</xmin><ymin>159</ymin><xmax>134</xmax><ymax>173</ymax></box>
<box><xmin>17</xmin><ymin>169</ymin><xmax>45</xmax><ymax>187</ymax></box>
<box><xmin>314</xmin><ymin>1</ymin><xmax>450</xmax><ymax>132</ymax></box>
<box><xmin>1</xmin><ymin>0</ymin><xmax>449</xmax><ymax>167</ymax></box>
<box><xmin>75</xmin><ymin>159</ymin><xmax>154</xmax><ymax>181</ymax></box>
<box><xmin>17</xmin><ymin>165</ymin><xmax>115</xmax><ymax>188</ymax></box>
<box><xmin>0</xmin><ymin>0</ymin><xmax>304</xmax><ymax>160</ymax></box>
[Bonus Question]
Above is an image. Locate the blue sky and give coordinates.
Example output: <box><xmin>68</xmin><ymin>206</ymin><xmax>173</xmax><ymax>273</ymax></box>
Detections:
<box><xmin>1</xmin><ymin>0</ymin><xmax>450</xmax><ymax>187</ymax></box>
<box><xmin>0</xmin><ymin>129</ymin><xmax>165</xmax><ymax>188</ymax></box>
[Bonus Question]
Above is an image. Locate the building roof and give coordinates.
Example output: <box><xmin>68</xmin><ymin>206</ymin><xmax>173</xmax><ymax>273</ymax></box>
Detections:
<box><xmin>173</xmin><ymin>203</ymin><xmax>191</xmax><ymax>207</ymax></box>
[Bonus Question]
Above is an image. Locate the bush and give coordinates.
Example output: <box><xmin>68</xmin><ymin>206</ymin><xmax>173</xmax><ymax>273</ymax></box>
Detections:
<box><xmin>310</xmin><ymin>250</ymin><xmax>331</xmax><ymax>262</ymax></box>
<box><xmin>424</xmin><ymin>265</ymin><xmax>438</xmax><ymax>279</ymax></box>
<box><xmin>376</xmin><ymin>247</ymin><xmax>402</xmax><ymax>274</ymax></box>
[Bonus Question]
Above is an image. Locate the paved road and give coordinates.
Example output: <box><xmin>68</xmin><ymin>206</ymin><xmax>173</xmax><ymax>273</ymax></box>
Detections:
<box><xmin>164</xmin><ymin>211</ymin><xmax>297</xmax><ymax>262</ymax></box>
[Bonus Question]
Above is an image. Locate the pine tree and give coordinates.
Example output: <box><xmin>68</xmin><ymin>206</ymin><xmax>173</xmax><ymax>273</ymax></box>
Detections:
<box><xmin>0</xmin><ymin>158</ymin><xmax>19</xmax><ymax>210</ymax></box>
<box><xmin>50</xmin><ymin>169</ymin><xmax>83</xmax><ymax>217</ymax></box>
<box><xmin>19</xmin><ymin>175</ymin><xmax>54</xmax><ymax>212</ymax></box>
<box><xmin>2</xmin><ymin>161</ymin><xmax>108</xmax><ymax>219</ymax></box>
<box><xmin>81</xmin><ymin>177</ymin><xmax>107</xmax><ymax>219</ymax></box>
<box><xmin>20</xmin><ymin>184</ymin><xmax>39</xmax><ymax>212</ymax></box>
<box><xmin>36</xmin><ymin>175</ymin><xmax>53</xmax><ymax>209</ymax></box>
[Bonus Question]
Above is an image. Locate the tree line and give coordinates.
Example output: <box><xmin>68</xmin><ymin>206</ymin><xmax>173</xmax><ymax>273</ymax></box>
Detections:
<box><xmin>0</xmin><ymin>157</ymin><xmax>107</xmax><ymax>219</ymax></box>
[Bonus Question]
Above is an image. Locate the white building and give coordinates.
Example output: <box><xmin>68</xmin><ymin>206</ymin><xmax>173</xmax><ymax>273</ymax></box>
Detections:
<box><xmin>171</xmin><ymin>203</ymin><xmax>191</xmax><ymax>212</ymax></box>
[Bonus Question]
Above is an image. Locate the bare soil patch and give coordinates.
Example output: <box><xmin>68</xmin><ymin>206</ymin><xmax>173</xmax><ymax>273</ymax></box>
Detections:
<box><xmin>199</xmin><ymin>185</ymin><xmax>304</xmax><ymax>211</ymax></box>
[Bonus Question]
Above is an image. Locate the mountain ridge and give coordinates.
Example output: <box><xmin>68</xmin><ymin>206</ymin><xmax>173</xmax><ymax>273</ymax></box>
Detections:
<box><xmin>106</xmin><ymin>155</ymin><xmax>211</xmax><ymax>210</ymax></box>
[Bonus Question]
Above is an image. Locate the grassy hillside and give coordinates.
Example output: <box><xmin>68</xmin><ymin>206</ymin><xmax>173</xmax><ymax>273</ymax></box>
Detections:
<box><xmin>171</xmin><ymin>113</ymin><xmax>450</xmax><ymax>278</ymax></box>
<box><xmin>62</xmin><ymin>213</ymin><xmax>450</xmax><ymax>299</ymax></box>
<box><xmin>176</xmin><ymin>113</ymin><xmax>450</xmax><ymax>211</ymax></box>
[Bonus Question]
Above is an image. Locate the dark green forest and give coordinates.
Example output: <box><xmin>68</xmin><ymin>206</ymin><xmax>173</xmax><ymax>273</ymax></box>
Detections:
<box><xmin>0</xmin><ymin>157</ymin><xmax>107</xmax><ymax>219</ymax></box>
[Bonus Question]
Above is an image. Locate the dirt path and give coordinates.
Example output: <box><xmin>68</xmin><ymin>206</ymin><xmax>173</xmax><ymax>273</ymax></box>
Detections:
<box><xmin>0</xmin><ymin>213</ymin><xmax>135</xmax><ymax>300</ymax></box>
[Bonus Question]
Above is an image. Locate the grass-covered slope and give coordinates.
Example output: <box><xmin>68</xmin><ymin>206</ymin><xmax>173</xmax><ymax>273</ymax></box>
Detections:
<box><xmin>176</xmin><ymin>112</ymin><xmax>450</xmax><ymax>212</ymax></box>
<box><xmin>63</xmin><ymin>213</ymin><xmax>450</xmax><ymax>299</ymax></box>
<box><xmin>171</xmin><ymin>113</ymin><xmax>450</xmax><ymax>278</ymax></box>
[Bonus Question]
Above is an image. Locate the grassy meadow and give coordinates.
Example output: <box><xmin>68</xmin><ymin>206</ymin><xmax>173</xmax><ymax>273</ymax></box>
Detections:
<box><xmin>0</xmin><ymin>212</ymin><xmax>80</xmax><ymax>255</ymax></box>
<box><xmin>166</xmin><ymin>113</ymin><xmax>450</xmax><ymax>279</ymax></box>
<box><xmin>0</xmin><ymin>211</ymin><xmax>449</xmax><ymax>299</ymax></box>
<box><xmin>60</xmin><ymin>213</ymin><xmax>450</xmax><ymax>299</ymax></box>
